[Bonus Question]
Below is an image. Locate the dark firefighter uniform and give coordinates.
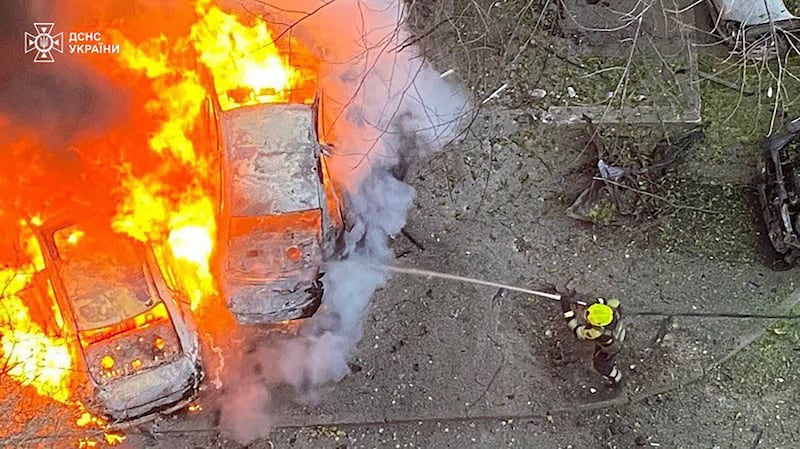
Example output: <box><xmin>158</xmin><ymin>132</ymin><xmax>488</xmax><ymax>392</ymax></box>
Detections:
<box><xmin>561</xmin><ymin>295</ymin><xmax>625</xmax><ymax>384</ymax></box>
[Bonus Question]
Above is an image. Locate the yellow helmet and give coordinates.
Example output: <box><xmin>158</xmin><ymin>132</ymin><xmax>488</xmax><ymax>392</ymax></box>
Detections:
<box><xmin>586</xmin><ymin>303</ymin><xmax>614</xmax><ymax>327</ymax></box>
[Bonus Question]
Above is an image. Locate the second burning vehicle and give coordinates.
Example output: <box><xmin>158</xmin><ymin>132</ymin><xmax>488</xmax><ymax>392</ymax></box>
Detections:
<box><xmin>27</xmin><ymin>219</ymin><xmax>203</xmax><ymax>426</ymax></box>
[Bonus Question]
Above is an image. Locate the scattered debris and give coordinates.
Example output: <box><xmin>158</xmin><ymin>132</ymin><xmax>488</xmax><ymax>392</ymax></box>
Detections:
<box><xmin>491</xmin><ymin>288</ymin><xmax>509</xmax><ymax>305</ymax></box>
<box><xmin>757</xmin><ymin>116</ymin><xmax>800</xmax><ymax>264</ymax></box>
<box><xmin>705</xmin><ymin>0</ymin><xmax>800</xmax><ymax>60</ymax></box>
<box><xmin>750</xmin><ymin>424</ymin><xmax>764</xmax><ymax>448</ymax></box>
<box><xmin>311</xmin><ymin>425</ymin><xmax>347</xmax><ymax>440</ymax></box>
<box><xmin>531</xmin><ymin>88</ymin><xmax>547</xmax><ymax>100</ymax></box>
<box><xmin>566</xmin><ymin>116</ymin><xmax>704</xmax><ymax>225</ymax></box>
<box><xmin>482</xmin><ymin>83</ymin><xmax>509</xmax><ymax>104</ymax></box>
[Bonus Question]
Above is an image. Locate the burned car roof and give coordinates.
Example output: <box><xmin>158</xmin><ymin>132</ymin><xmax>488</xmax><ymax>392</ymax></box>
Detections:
<box><xmin>222</xmin><ymin>103</ymin><xmax>321</xmax><ymax>217</ymax></box>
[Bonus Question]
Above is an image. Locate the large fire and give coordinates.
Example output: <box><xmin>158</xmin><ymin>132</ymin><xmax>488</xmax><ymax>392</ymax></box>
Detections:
<box><xmin>0</xmin><ymin>224</ymin><xmax>71</xmax><ymax>404</ymax></box>
<box><xmin>191</xmin><ymin>0</ymin><xmax>319</xmax><ymax>110</ymax></box>
<box><xmin>1</xmin><ymin>0</ymin><xmax>318</xmax><ymax>445</ymax></box>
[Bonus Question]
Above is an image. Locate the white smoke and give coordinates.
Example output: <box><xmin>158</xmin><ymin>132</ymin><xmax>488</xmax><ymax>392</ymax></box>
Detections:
<box><xmin>215</xmin><ymin>0</ymin><xmax>469</xmax><ymax>442</ymax></box>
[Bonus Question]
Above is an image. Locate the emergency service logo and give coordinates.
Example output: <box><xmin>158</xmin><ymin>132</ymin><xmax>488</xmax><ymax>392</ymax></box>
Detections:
<box><xmin>24</xmin><ymin>23</ymin><xmax>64</xmax><ymax>63</ymax></box>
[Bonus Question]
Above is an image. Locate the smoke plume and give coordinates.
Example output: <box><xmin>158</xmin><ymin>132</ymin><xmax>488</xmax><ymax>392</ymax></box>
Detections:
<box><xmin>213</xmin><ymin>0</ymin><xmax>469</xmax><ymax>442</ymax></box>
<box><xmin>0</xmin><ymin>0</ymin><xmax>124</xmax><ymax>149</ymax></box>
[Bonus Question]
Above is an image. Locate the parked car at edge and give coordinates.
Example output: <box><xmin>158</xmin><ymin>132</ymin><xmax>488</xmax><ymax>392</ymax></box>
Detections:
<box><xmin>27</xmin><ymin>218</ymin><xmax>203</xmax><ymax>426</ymax></box>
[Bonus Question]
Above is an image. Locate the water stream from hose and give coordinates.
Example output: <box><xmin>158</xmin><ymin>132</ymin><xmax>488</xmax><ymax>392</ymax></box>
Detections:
<box><xmin>375</xmin><ymin>264</ymin><xmax>800</xmax><ymax>319</ymax></box>
<box><xmin>380</xmin><ymin>265</ymin><xmax>561</xmax><ymax>301</ymax></box>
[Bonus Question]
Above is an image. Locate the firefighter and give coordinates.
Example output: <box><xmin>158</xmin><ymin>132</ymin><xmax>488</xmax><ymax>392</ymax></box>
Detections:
<box><xmin>561</xmin><ymin>293</ymin><xmax>625</xmax><ymax>384</ymax></box>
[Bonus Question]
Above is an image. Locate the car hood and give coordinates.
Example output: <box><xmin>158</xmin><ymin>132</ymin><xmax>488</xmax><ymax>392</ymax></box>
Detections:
<box><xmin>83</xmin><ymin>319</ymin><xmax>182</xmax><ymax>385</ymax></box>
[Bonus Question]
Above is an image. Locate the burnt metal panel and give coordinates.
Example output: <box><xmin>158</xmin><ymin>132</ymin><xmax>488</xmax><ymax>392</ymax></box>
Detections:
<box><xmin>221</xmin><ymin>103</ymin><xmax>321</xmax><ymax>216</ymax></box>
<box><xmin>227</xmin><ymin>231</ymin><xmax>319</xmax><ymax>277</ymax></box>
<box><xmin>58</xmin><ymin>261</ymin><xmax>152</xmax><ymax>331</ymax></box>
<box><xmin>227</xmin><ymin>274</ymin><xmax>321</xmax><ymax>323</ymax></box>
<box><xmin>83</xmin><ymin>321</ymin><xmax>181</xmax><ymax>385</ymax></box>
<box><xmin>225</xmin><ymin>222</ymin><xmax>323</xmax><ymax>322</ymax></box>
<box><xmin>95</xmin><ymin>355</ymin><xmax>201</xmax><ymax>423</ymax></box>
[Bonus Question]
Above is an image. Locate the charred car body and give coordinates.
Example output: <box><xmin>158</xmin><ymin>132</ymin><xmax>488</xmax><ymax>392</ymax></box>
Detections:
<box><xmin>216</xmin><ymin>98</ymin><xmax>345</xmax><ymax>324</ymax></box>
<box><xmin>706</xmin><ymin>0</ymin><xmax>800</xmax><ymax>59</ymax></box>
<box><xmin>757</xmin><ymin>117</ymin><xmax>800</xmax><ymax>265</ymax></box>
<box><xmin>28</xmin><ymin>219</ymin><xmax>202</xmax><ymax>426</ymax></box>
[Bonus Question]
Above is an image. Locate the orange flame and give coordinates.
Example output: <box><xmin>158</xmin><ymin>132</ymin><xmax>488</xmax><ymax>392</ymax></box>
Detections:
<box><xmin>104</xmin><ymin>432</ymin><xmax>126</xmax><ymax>445</ymax></box>
<box><xmin>166</xmin><ymin>198</ymin><xmax>216</xmax><ymax>311</ymax></box>
<box><xmin>0</xmin><ymin>229</ymin><xmax>72</xmax><ymax>404</ymax></box>
<box><xmin>2</xmin><ymin>0</ymin><xmax>322</xmax><ymax>441</ymax></box>
<box><xmin>191</xmin><ymin>0</ymin><xmax>318</xmax><ymax>110</ymax></box>
<box><xmin>110</xmin><ymin>26</ymin><xmax>218</xmax><ymax>312</ymax></box>
<box><xmin>104</xmin><ymin>0</ymin><xmax>318</xmax><ymax>312</ymax></box>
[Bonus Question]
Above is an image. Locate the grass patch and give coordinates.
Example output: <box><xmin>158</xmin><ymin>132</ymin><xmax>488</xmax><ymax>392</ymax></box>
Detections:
<box><xmin>711</xmin><ymin>313</ymin><xmax>800</xmax><ymax>398</ymax></box>
<box><xmin>656</xmin><ymin>179</ymin><xmax>755</xmax><ymax>262</ymax></box>
<box><xmin>697</xmin><ymin>55</ymin><xmax>800</xmax><ymax>163</ymax></box>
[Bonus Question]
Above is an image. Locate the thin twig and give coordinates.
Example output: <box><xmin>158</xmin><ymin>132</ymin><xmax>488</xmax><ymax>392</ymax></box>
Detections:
<box><xmin>591</xmin><ymin>176</ymin><xmax>721</xmax><ymax>214</ymax></box>
<box><xmin>400</xmin><ymin>228</ymin><xmax>425</xmax><ymax>251</ymax></box>
<box><xmin>697</xmin><ymin>70</ymin><xmax>755</xmax><ymax>95</ymax></box>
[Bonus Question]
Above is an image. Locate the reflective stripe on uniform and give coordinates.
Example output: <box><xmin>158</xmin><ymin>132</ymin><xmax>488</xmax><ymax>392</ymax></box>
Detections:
<box><xmin>581</xmin><ymin>327</ymin><xmax>603</xmax><ymax>340</ymax></box>
<box><xmin>563</xmin><ymin>310</ymin><xmax>575</xmax><ymax>319</ymax></box>
<box><xmin>566</xmin><ymin>318</ymin><xmax>579</xmax><ymax>331</ymax></box>
<box><xmin>616</xmin><ymin>327</ymin><xmax>626</xmax><ymax>344</ymax></box>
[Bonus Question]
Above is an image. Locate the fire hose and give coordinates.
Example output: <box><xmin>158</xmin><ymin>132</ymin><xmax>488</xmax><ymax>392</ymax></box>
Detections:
<box><xmin>381</xmin><ymin>265</ymin><xmax>800</xmax><ymax>320</ymax></box>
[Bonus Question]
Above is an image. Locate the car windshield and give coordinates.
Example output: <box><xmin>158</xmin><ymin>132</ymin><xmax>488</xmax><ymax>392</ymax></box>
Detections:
<box><xmin>52</xmin><ymin>224</ymin><xmax>160</xmax><ymax>331</ymax></box>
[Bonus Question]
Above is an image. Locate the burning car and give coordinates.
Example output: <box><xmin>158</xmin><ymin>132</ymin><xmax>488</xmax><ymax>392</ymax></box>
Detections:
<box><xmin>757</xmin><ymin>117</ymin><xmax>800</xmax><ymax>265</ymax></box>
<box><xmin>706</xmin><ymin>0</ymin><xmax>800</xmax><ymax>59</ymax></box>
<box><xmin>216</xmin><ymin>97</ymin><xmax>346</xmax><ymax>324</ymax></box>
<box><xmin>29</xmin><ymin>219</ymin><xmax>203</xmax><ymax>426</ymax></box>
